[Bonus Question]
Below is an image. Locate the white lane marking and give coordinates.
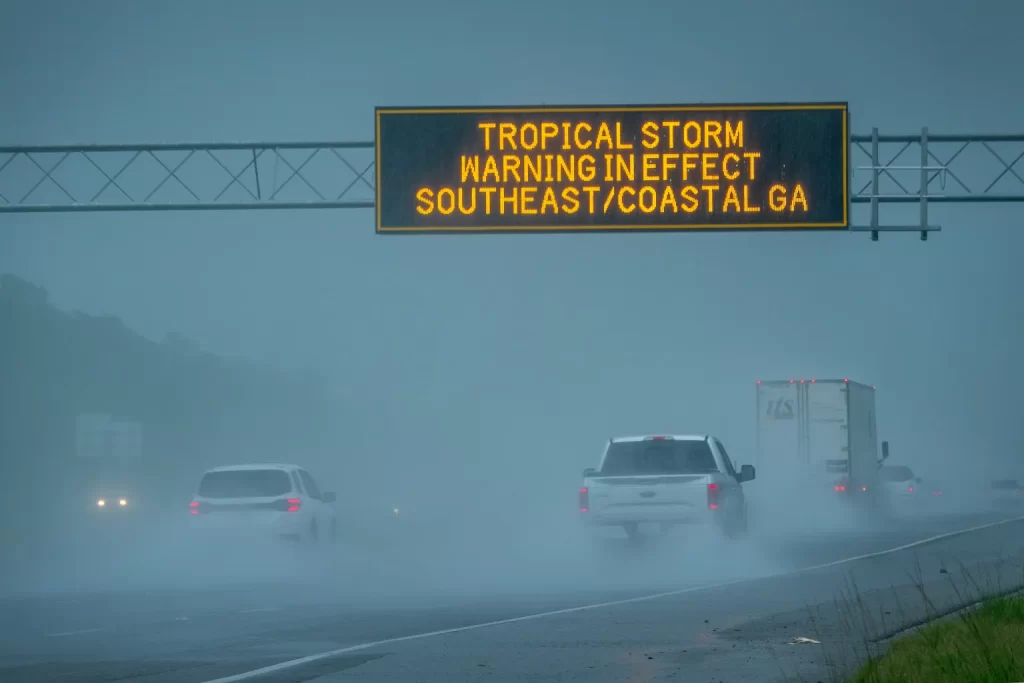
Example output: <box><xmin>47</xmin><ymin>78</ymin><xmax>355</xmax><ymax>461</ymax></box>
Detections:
<box><xmin>47</xmin><ymin>628</ymin><xmax>105</xmax><ymax>637</ymax></box>
<box><xmin>201</xmin><ymin>514</ymin><xmax>1024</xmax><ymax>683</ymax></box>
<box><xmin>238</xmin><ymin>608</ymin><xmax>278</xmax><ymax>613</ymax></box>
<box><xmin>200</xmin><ymin>581</ymin><xmax>755</xmax><ymax>683</ymax></box>
<box><xmin>792</xmin><ymin>514</ymin><xmax>1024</xmax><ymax>574</ymax></box>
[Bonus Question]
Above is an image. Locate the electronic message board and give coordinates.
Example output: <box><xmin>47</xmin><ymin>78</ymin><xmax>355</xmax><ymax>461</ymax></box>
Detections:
<box><xmin>375</xmin><ymin>103</ymin><xmax>848</xmax><ymax>234</ymax></box>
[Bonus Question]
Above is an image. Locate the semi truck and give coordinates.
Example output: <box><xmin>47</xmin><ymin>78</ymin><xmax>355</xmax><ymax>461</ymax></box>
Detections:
<box><xmin>755</xmin><ymin>379</ymin><xmax>889</xmax><ymax>505</ymax></box>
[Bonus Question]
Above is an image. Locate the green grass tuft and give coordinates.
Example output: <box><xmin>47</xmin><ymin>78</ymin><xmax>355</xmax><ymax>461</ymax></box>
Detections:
<box><xmin>850</xmin><ymin>593</ymin><xmax>1024</xmax><ymax>682</ymax></box>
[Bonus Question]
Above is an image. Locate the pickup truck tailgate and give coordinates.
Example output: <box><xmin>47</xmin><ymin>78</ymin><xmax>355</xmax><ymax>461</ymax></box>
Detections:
<box><xmin>587</xmin><ymin>474</ymin><xmax>709</xmax><ymax>521</ymax></box>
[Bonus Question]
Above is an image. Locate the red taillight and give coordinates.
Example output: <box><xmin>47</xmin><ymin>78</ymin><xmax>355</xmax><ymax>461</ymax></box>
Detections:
<box><xmin>908</xmin><ymin>486</ymin><xmax>914</xmax><ymax>493</ymax></box>
<box><xmin>651</xmin><ymin>436</ymin><xmax>667</xmax><ymax>440</ymax></box>
<box><xmin>273</xmin><ymin>497</ymin><xmax>303</xmax><ymax>512</ymax></box>
<box><xmin>707</xmin><ymin>483</ymin><xmax>719</xmax><ymax>509</ymax></box>
<box><xmin>189</xmin><ymin>501</ymin><xmax>200</xmax><ymax>515</ymax></box>
<box><xmin>579</xmin><ymin>487</ymin><xmax>589</xmax><ymax>513</ymax></box>
<box><xmin>932</xmin><ymin>490</ymin><xmax>942</xmax><ymax>496</ymax></box>
<box><xmin>834</xmin><ymin>485</ymin><xmax>846</xmax><ymax>492</ymax></box>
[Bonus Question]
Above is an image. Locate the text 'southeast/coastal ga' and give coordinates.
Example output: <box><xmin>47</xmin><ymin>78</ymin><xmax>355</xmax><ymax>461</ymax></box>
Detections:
<box><xmin>375</xmin><ymin>103</ymin><xmax>849</xmax><ymax>233</ymax></box>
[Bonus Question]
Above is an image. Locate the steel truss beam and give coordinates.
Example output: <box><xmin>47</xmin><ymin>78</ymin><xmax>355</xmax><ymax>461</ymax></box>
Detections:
<box><xmin>1</xmin><ymin>133</ymin><xmax>1022</xmax><ymax>240</ymax></box>
<box><xmin>0</xmin><ymin>142</ymin><xmax>375</xmax><ymax>213</ymax></box>
<box><xmin>850</xmin><ymin>129</ymin><xmax>1024</xmax><ymax>240</ymax></box>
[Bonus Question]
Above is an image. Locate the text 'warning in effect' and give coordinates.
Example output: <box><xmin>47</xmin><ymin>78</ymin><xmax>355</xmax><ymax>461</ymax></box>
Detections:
<box><xmin>375</xmin><ymin>103</ymin><xmax>848</xmax><ymax>234</ymax></box>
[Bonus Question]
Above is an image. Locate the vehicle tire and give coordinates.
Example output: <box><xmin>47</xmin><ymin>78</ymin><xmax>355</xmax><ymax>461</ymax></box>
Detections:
<box><xmin>735</xmin><ymin>509</ymin><xmax>749</xmax><ymax>536</ymax></box>
<box><xmin>309</xmin><ymin>519</ymin><xmax>319</xmax><ymax>544</ymax></box>
<box><xmin>724</xmin><ymin>507</ymin><xmax>748</xmax><ymax>540</ymax></box>
<box><xmin>623</xmin><ymin>522</ymin><xmax>641</xmax><ymax>541</ymax></box>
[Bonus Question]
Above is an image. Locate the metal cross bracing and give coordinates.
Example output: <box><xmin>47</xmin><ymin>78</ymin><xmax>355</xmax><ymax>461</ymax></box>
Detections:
<box><xmin>850</xmin><ymin>129</ymin><xmax>1024</xmax><ymax>241</ymax></box>
<box><xmin>0</xmin><ymin>141</ymin><xmax>375</xmax><ymax>213</ymax></box>
<box><xmin>1</xmin><ymin>131</ymin><xmax>1022</xmax><ymax>242</ymax></box>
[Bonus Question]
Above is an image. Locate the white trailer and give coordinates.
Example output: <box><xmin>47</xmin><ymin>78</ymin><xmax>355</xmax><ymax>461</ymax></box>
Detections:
<box><xmin>755</xmin><ymin>379</ymin><xmax>887</xmax><ymax>498</ymax></box>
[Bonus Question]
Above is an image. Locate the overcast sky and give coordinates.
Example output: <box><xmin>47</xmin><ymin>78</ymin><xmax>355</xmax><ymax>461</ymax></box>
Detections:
<box><xmin>1</xmin><ymin>0</ymin><xmax>1022</xmax><ymax>482</ymax></box>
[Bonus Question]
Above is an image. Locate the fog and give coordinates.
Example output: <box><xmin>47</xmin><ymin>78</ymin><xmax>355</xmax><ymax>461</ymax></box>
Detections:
<box><xmin>2</xmin><ymin>0</ymin><xmax>1024</xmax><ymax>621</ymax></box>
<box><xmin>2</xmin><ymin>438</ymin><xmax>1006</xmax><ymax>604</ymax></box>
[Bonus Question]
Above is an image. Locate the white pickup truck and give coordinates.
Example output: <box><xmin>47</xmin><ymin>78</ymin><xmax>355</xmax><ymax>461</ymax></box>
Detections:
<box><xmin>579</xmin><ymin>434</ymin><xmax>756</xmax><ymax>540</ymax></box>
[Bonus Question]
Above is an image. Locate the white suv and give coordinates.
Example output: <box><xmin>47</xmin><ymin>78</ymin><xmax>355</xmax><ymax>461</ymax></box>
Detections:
<box><xmin>189</xmin><ymin>464</ymin><xmax>337</xmax><ymax>543</ymax></box>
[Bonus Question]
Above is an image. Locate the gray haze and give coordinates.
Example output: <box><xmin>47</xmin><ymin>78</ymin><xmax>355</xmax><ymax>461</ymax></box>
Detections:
<box><xmin>1</xmin><ymin>0</ymin><xmax>1022</xmax><ymax>597</ymax></box>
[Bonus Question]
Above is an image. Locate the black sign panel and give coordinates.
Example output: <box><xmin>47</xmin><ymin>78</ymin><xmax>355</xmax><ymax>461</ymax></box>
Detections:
<box><xmin>375</xmin><ymin>103</ymin><xmax>849</xmax><ymax>234</ymax></box>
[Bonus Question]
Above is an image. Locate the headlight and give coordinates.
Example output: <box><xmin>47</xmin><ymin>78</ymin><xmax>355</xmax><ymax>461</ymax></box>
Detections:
<box><xmin>119</xmin><ymin>498</ymin><xmax>128</xmax><ymax>507</ymax></box>
<box><xmin>97</xmin><ymin>499</ymin><xmax>106</xmax><ymax>507</ymax></box>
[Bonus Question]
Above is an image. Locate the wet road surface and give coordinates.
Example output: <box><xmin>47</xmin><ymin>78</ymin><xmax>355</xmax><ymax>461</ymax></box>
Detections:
<box><xmin>2</xmin><ymin>511</ymin><xmax>1023</xmax><ymax>682</ymax></box>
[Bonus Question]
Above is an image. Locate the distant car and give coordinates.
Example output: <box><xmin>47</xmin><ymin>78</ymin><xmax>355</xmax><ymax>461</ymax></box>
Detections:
<box><xmin>879</xmin><ymin>465</ymin><xmax>920</xmax><ymax>509</ymax></box>
<box><xmin>89</xmin><ymin>491</ymin><xmax>137</xmax><ymax>521</ymax></box>
<box><xmin>921</xmin><ymin>478</ymin><xmax>948</xmax><ymax>499</ymax></box>
<box><xmin>188</xmin><ymin>464</ymin><xmax>338</xmax><ymax>543</ymax></box>
<box><xmin>81</xmin><ymin>488</ymin><xmax>148</xmax><ymax>535</ymax></box>
<box><xmin>93</xmin><ymin>493</ymin><xmax>131</xmax><ymax>511</ymax></box>
<box><xmin>989</xmin><ymin>479</ymin><xmax>1023</xmax><ymax>509</ymax></box>
<box><xmin>580</xmin><ymin>434</ymin><xmax>755</xmax><ymax>541</ymax></box>
<box><xmin>907</xmin><ymin>476</ymin><xmax>953</xmax><ymax>512</ymax></box>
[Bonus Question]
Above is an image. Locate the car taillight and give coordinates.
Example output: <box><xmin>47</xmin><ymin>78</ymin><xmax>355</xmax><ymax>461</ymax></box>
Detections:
<box><xmin>579</xmin><ymin>487</ymin><xmax>589</xmax><ymax>513</ymax></box>
<box><xmin>707</xmin><ymin>483</ymin><xmax>719</xmax><ymax>510</ymax></box>
<box><xmin>286</xmin><ymin>498</ymin><xmax>301</xmax><ymax>512</ymax></box>
<box><xmin>908</xmin><ymin>486</ymin><xmax>914</xmax><ymax>493</ymax></box>
<box><xmin>834</xmin><ymin>485</ymin><xmax>846</xmax><ymax>492</ymax></box>
<box><xmin>189</xmin><ymin>501</ymin><xmax>200</xmax><ymax>515</ymax></box>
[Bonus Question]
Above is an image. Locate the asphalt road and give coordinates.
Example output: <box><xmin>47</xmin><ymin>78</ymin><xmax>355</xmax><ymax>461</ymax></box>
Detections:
<box><xmin>3</xmin><ymin>510</ymin><xmax>1024</xmax><ymax>683</ymax></box>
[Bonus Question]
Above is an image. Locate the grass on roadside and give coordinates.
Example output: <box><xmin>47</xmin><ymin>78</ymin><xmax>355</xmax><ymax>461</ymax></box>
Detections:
<box><xmin>850</xmin><ymin>592</ymin><xmax>1024</xmax><ymax>683</ymax></box>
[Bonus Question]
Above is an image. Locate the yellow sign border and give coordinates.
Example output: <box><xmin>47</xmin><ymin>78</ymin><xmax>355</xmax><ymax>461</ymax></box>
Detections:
<box><xmin>375</xmin><ymin>103</ymin><xmax>849</xmax><ymax>234</ymax></box>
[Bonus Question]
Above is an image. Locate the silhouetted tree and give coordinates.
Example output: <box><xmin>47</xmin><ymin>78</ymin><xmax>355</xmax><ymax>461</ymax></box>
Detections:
<box><xmin>0</xmin><ymin>274</ymin><xmax>338</xmax><ymax>531</ymax></box>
